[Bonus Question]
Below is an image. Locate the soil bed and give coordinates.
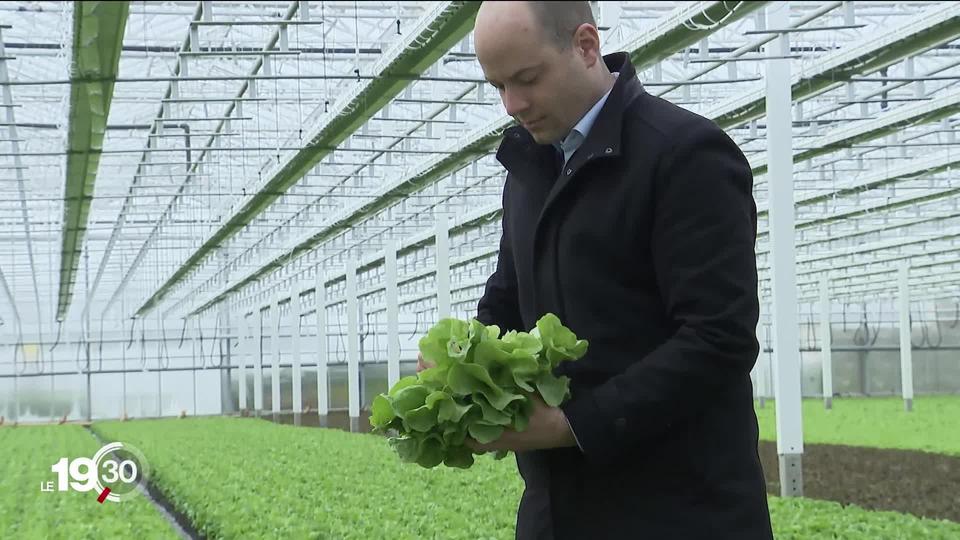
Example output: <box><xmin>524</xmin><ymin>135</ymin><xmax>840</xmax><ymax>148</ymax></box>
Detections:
<box><xmin>759</xmin><ymin>440</ymin><xmax>960</xmax><ymax>523</ymax></box>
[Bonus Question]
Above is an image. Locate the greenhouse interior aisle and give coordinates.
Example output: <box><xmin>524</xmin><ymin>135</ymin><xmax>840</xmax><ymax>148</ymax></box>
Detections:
<box><xmin>1</xmin><ymin>1</ymin><xmax>960</xmax><ymax>538</ymax></box>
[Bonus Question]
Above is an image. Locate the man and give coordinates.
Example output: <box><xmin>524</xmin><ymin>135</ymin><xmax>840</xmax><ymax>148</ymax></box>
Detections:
<box><xmin>419</xmin><ymin>1</ymin><xmax>773</xmax><ymax>538</ymax></box>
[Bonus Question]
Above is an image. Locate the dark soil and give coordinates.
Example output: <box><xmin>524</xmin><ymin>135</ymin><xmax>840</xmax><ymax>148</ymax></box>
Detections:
<box><xmin>759</xmin><ymin>440</ymin><xmax>960</xmax><ymax>523</ymax></box>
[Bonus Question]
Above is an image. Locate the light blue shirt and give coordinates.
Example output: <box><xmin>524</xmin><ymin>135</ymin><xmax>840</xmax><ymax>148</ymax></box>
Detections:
<box><xmin>554</xmin><ymin>72</ymin><xmax>620</xmax><ymax>165</ymax></box>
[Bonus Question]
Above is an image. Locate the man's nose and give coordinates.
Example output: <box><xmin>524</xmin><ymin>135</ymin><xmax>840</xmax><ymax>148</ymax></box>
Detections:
<box><xmin>502</xmin><ymin>89</ymin><xmax>528</xmax><ymax>118</ymax></box>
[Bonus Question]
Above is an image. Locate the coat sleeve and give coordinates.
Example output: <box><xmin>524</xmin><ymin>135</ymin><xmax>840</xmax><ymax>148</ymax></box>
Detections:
<box><xmin>476</xmin><ymin>176</ymin><xmax>525</xmax><ymax>333</ymax></box>
<box><xmin>560</xmin><ymin>123</ymin><xmax>760</xmax><ymax>465</ymax></box>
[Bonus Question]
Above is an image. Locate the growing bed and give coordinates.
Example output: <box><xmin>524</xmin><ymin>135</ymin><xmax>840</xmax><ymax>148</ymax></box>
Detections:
<box><xmin>0</xmin><ymin>424</ymin><xmax>177</xmax><ymax>539</ymax></box>
<box><xmin>91</xmin><ymin>416</ymin><xmax>960</xmax><ymax>539</ymax></box>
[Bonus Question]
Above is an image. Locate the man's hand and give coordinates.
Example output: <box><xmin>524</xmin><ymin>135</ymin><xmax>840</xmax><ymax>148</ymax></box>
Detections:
<box><xmin>415</xmin><ymin>355</ymin><xmax>576</xmax><ymax>452</ymax></box>
<box><xmin>466</xmin><ymin>392</ymin><xmax>577</xmax><ymax>453</ymax></box>
<box><xmin>416</xmin><ymin>352</ymin><xmax>434</xmax><ymax>373</ymax></box>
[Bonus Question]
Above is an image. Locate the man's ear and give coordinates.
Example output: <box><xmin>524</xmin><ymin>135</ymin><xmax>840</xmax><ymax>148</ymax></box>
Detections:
<box><xmin>572</xmin><ymin>23</ymin><xmax>601</xmax><ymax>67</ymax></box>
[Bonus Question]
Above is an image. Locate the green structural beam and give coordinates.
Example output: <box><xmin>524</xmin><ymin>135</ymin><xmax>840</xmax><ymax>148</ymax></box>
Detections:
<box><xmin>628</xmin><ymin>0</ymin><xmax>767</xmax><ymax>72</ymax></box>
<box><xmin>57</xmin><ymin>1</ymin><xmax>130</xmax><ymax>321</ymax></box>
<box><xmin>135</xmin><ymin>1</ymin><xmax>481</xmax><ymax>318</ymax></box>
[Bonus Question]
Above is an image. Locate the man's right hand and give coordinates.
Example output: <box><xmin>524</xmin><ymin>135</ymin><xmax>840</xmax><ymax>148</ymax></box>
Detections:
<box><xmin>416</xmin><ymin>352</ymin><xmax>435</xmax><ymax>373</ymax></box>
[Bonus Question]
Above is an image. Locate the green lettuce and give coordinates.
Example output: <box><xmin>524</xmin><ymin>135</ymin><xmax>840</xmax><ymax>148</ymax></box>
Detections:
<box><xmin>370</xmin><ymin>313</ymin><xmax>588</xmax><ymax>469</ymax></box>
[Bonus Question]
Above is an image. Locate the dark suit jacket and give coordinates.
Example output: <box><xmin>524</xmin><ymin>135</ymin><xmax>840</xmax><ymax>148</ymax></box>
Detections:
<box><xmin>475</xmin><ymin>52</ymin><xmax>774</xmax><ymax>539</ymax></box>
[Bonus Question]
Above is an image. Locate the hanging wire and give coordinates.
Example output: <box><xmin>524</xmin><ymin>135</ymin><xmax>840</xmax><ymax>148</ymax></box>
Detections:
<box><xmin>950</xmin><ymin>300</ymin><xmax>960</xmax><ymax>329</ymax></box>
<box><xmin>31</xmin><ymin>336</ymin><xmax>45</xmax><ymax>375</ymax></box>
<box><xmin>178</xmin><ymin>318</ymin><xmax>188</xmax><ymax>349</ymax></box>
<box><xmin>920</xmin><ymin>302</ymin><xmax>932</xmax><ymax>348</ymax></box>
<box><xmin>805</xmin><ymin>310</ymin><xmax>817</xmax><ymax>350</ymax></box>
<box><xmin>74</xmin><ymin>335</ymin><xmax>84</xmax><ymax>375</ymax></box>
<box><xmin>210</xmin><ymin>312</ymin><xmax>224</xmax><ymax>368</ymax></box>
<box><xmin>197</xmin><ymin>317</ymin><xmax>207</xmax><ymax>369</ymax></box>
<box><xmin>127</xmin><ymin>317</ymin><xmax>137</xmax><ymax>350</ymax></box>
<box><xmin>159</xmin><ymin>318</ymin><xmax>171</xmax><ymax>369</ymax></box>
<box><xmin>336</xmin><ymin>305</ymin><xmax>346</xmax><ymax>362</ymax></box>
<box><xmin>360</xmin><ymin>307</ymin><xmax>372</xmax><ymax>342</ymax></box>
<box><xmin>40</xmin><ymin>322</ymin><xmax>62</xmax><ymax>374</ymax></box>
<box><xmin>49</xmin><ymin>321</ymin><xmax>63</xmax><ymax>353</ymax></box>
<box><xmin>929</xmin><ymin>305</ymin><xmax>944</xmax><ymax>348</ymax></box>
<box><xmin>407</xmin><ymin>309</ymin><xmax>421</xmax><ymax>341</ymax></box>
<box><xmin>97</xmin><ymin>320</ymin><xmax>105</xmax><ymax>371</ymax></box>
<box><xmin>14</xmin><ymin>335</ymin><xmax>27</xmax><ymax>375</ymax></box>
<box><xmin>853</xmin><ymin>302</ymin><xmax>873</xmax><ymax>346</ymax></box>
<box><xmin>140</xmin><ymin>325</ymin><xmax>148</xmax><ymax>372</ymax></box>
<box><xmin>683</xmin><ymin>1</ymin><xmax>745</xmax><ymax>31</ymax></box>
<box><xmin>910</xmin><ymin>302</ymin><xmax>925</xmax><ymax>348</ymax></box>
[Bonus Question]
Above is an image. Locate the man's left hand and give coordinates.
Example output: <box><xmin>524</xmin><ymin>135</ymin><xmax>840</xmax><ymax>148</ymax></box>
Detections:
<box><xmin>466</xmin><ymin>393</ymin><xmax>577</xmax><ymax>453</ymax></box>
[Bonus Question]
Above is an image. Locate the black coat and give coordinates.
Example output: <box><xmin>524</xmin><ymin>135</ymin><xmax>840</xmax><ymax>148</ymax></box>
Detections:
<box><xmin>476</xmin><ymin>52</ymin><xmax>773</xmax><ymax>539</ymax></box>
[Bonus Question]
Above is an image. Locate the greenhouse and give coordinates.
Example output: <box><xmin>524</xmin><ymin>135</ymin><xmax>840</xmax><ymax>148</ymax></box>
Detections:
<box><xmin>1</xmin><ymin>1</ymin><xmax>959</xmax><ymax>538</ymax></box>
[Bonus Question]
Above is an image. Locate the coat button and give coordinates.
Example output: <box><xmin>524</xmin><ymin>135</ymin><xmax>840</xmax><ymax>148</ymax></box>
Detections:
<box><xmin>605</xmin><ymin>147</ymin><xmax>613</xmax><ymax>154</ymax></box>
<box><xmin>566</xmin><ymin>168</ymin><xmax>572</xmax><ymax>175</ymax></box>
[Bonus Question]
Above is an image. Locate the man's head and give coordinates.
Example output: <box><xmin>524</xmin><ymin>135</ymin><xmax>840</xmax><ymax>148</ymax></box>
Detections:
<box><xmin>474</xmin><ymin>1</ymin><xmax>612</xmax><ymax>144</ymax></box>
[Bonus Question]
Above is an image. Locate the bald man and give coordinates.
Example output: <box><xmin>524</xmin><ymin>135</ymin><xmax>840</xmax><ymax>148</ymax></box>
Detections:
<box><xmin>417</xmin><ymin>1</ymin><xmax>773</xmax><ymax>538</ymax></box>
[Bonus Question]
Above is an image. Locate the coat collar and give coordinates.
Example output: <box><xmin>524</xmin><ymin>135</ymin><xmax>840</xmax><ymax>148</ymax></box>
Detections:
<box><xmin>495</xmin><ymin>52</ymin><xmax>645</xmax><ymax>180</ymax></box>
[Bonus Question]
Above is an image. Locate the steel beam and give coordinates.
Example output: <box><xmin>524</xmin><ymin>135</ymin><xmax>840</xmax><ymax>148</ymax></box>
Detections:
<box><xmin>134</xmin><ymin>1</ymin><xmax>482</xmax><ymax>318</ymax></box>
<box><xmin>750</xmin><ymin>89</ymin><xmax>960</xmax><ymax>177</ymax></box>
<box><xmin>708</xmin><ymin>2</ymin><xmax>960</xmax><ymax>130</ymax></box>
<box><xmin>176</xmin><ymin>1</ymin><xmax>763</xmax><ymax>317</ymax></box>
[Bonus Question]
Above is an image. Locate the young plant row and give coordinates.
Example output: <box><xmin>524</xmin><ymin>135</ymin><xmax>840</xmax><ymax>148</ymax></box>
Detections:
<box><xmin>755</xmin><ymin>396</ymin><xmax>960</xmax><ymax>455</ymax></box>
<box><xmin>0</xmin><ymin>424</ymin><xmax>176</xmax><ymax>539</ymax></box>
<box><xmin>94</xmin><ymin>416</ymin><xmax>960</xmax><ymax>539</ymax></box>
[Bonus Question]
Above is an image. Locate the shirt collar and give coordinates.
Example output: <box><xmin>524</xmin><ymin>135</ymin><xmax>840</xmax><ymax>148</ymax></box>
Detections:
<box><xmin>555</xmin><ymin>71</ymin><xmax>620</xmax><ymax>161</ymax></box>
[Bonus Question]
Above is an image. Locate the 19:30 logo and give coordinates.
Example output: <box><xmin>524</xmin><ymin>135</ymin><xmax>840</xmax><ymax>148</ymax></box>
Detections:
<box><xmin>42</xmin><ymin>442</ymin><xmax>150</xmax><ymax>503</ymax></box>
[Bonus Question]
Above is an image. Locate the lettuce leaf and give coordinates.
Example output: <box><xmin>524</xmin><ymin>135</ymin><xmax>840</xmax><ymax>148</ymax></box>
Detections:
<box><xmin>370</xmin><ymin>313</ymin><xmax>588</xmax><ymax>469</ymax></box>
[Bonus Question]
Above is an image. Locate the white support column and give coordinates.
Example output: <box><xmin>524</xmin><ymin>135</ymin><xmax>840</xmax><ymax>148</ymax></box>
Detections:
<box><xmin>291</xmin><ymin>280</ymin><xmax>303</xmax><ymax>414</ymax></box>
<box><xmin>898</xmin><ymin>264</ymin><xmax>914</xmax><ymax>412</ymax></box>
<box><xmin>239</xmin><ymin>313</ymin><xmax>249</xmax><ymax>411</ymax></box>
<box><xmin>271</xmin><ymin>296</ymin><xmax>281</xmax><ymax>413</ymax></box>
<box><xmin>754</xmin><ymin>299</ymin><xmax>767</xmax><ymax>408</ymax></box>
<box><xmin>190</xmin><ymin>316</ymin><xmax>198</xmax><ymax>416</ymax></box>
<box><xmin>435</xmin><ymin>214</ymin><xmax>451</xmax><ymax>319</ymax></box>
<box><xmin>765</xmin><ymin>1</ymin><xmax>804</xmax><ymax>498</ymax></box>
<box><xmin>218</xmin><ymin>251</ymin><xmax>234</xmax><ymax>415</ymax></box>
<box><xmin>820</xmin><ymin>277</ymin><xmax>833</xmax><ymax>409</ymax></box>
<box><xmin>316</xmin><ymin>268</ymin><xmax>329</xmax><ymax>416</ymax></box>
<box><xmin>346</xmin><ymin>261</ymin><xmax>361</xmax><ymax>422</ymax></box>
<box><xmin>254</xmin><ymin>308</ymin><xmax>264</xmax><ymax>412</ymax></box>
<box><xmin>155</xmin><ymin>314</ymin><xmax>162</xmax><ymax>417</ymax></box>
<box><xmin>386</xmin><ymin>240</ymin><xmax>401</xmax><ymax>389</ymax></box>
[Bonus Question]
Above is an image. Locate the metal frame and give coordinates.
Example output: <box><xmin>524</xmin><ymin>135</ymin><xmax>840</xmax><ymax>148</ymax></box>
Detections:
<box><xmin>0</xmin><ymin>1</ymin><xmax>959</xmax><ymax>425</ymax></box>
